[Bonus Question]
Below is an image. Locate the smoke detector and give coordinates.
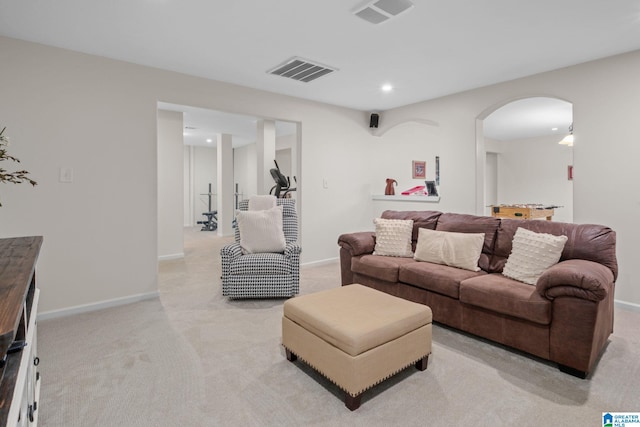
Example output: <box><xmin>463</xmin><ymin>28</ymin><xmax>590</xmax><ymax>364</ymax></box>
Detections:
<box><xmin>355</xmin><ymin>0</ymin><xmax>414</xmax><ymax>24</ymax></box>
<box><xmin>268</xmin><ymin>57</ymin><xmax>337</xmax><ymax>83</ymax></box>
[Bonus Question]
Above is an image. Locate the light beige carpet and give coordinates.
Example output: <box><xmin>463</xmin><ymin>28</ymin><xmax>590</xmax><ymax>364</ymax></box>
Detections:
<box><xmin>38</xmin><ymin>228</ymin><xmax>640</xmax><ymax>426</ymax></box>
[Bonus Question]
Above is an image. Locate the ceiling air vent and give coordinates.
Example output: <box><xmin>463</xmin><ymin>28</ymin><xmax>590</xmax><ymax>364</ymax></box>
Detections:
<box><xmin>355</xmin><ymin>0</ymin><xmax>414</xmax><ymax>24</ymax></box>
<box><xmin>268</xmin><ymin>57</ymin><xmax>337</xmax><ymax>83</ymax></box>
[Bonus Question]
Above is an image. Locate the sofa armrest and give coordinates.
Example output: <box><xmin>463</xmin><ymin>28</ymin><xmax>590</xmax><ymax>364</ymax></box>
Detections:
<box><xmin>536</xmin><ymin>259</ymin><xmax>615</xmax><ymax>302</ymax></box>
<box><xmin>337</xmin><ymin>232</ymin><xmax>376</xmax><ymax>256</ymax></box>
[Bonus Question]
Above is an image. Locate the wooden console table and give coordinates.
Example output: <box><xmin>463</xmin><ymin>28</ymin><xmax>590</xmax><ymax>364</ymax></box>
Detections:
<box><xmin>491</xmin><ymin>205</ymin><xmax>554</xmax><ymax>221</ymax></box>
<box><xmin>0</xmin><ymin>236</ymin><xmax>42</xmax><ymax>426</ymax></box>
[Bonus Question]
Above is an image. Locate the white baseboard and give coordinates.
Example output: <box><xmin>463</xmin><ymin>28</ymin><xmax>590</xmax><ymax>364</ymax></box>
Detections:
<box><xmin>615</xmin><ymin>299</ymin><xmax>640</xmax><ymax>313</ymax></box>
<box><xmin>158</xmin><ymin>253</ymin><xmax>184</xmax><ymax>261</ymax></box>
<box><xmin>38</xmin><ymin>291</ymin><xmax>160</xmax><ymax>321</ymax></box>
<box><xmin>301</xmin><ymin>257</ymin><xmax>339</xmax><ymax>268</ymax></box>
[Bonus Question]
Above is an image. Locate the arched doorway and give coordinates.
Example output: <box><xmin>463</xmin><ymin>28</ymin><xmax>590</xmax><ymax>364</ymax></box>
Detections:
<box><xmin>476</xmin><ymin>97</ymin><xmax>573</xmax><ymax>222</ymax></box>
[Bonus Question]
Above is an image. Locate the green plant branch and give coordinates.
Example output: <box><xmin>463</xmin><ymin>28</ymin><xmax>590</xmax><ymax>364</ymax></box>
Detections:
<box><xmin>0</xmin><ymin>126</ymin><xmax>38</xmax><ymax>206</ymax></box>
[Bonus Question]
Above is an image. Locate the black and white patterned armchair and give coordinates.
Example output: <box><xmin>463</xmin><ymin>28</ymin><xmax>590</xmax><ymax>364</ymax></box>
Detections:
<box><xmin>221</xmin><ymin>198</ymin><xmax>301</xmax><ymax>298</ymax></box>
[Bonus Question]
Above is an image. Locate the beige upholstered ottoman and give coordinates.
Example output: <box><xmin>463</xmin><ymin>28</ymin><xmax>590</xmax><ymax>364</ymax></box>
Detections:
<box><xmin>282</xmin><ymin>284</ymin><xmax>432</xmax><ymax>410</ymax></box>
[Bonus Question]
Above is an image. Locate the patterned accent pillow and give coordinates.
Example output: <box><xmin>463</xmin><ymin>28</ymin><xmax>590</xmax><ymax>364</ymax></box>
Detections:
<box><xmin>413</xmin><ymin>228</ymin><xmax>485</xmax><ymax>271</ymax></box>
<box><xmin>236</xmin><ymin>206</ymin><xmax>286</xmax><ymax>254</ymax></box>
<box><xmin>373</xmin><ymin>218</ymin><xmax>414</xmax><ymax>257</ymax></box>
<box><xmin>502</xmin><ymin>227</ymin><xmax>568</xmax><ymax>285</ymax></box>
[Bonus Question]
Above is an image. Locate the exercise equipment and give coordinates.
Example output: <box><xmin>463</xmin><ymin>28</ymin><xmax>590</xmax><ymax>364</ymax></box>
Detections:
<box><xmin>197</xmin><ymin>183</ymin><xmax>218</xmax><ymax>231</ymax></box>
<box><xmin>269</xmin><ymin>160</ymin><xmax>296</xmax><ymax>198</ymax></box>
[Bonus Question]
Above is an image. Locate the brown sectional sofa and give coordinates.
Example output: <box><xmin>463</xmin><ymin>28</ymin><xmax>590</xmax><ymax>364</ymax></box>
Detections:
<box><xmin>338</xmin><ymin>210</ymin><xmax>618</xmax><ymax>378</ymax></box>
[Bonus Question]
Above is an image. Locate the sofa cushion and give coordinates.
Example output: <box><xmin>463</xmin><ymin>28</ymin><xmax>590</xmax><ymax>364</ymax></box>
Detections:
<box><xmin>372</xmin><ymin>218</ymin><xmax>414</xmax><ymax>257</ymax></box>
<box><xmin>435</xmin><ymin>213</ymin><xmax>500</xmax><ymax>271</ymax></box>
<box><xmin>459</xmin><ymin>274</ymin><xmax>551</xmax><ymax>325</ymax></box>
<box><xmin>414</xmin><ymin>228</ymin><xmax>485</xmax><ymax>272</ymax></box>
<box><xmin>489</xmin><ymin>219</ymin><xmax>618</xmax><ymax>280</ymax></box>
<box><xmin>352</xmin><ymin>255</ymin><xmax>417</xmax><ymax>283</ymax></box>
<box><xmin>381</xmin><ymin>210</ymin><xmax>442</xmax><ymax>251</ymax></box>
<box><xmin>399</xmin><ymin>261</ymin><xmax>486</xmax><ymax>299</ymax></box>
<box><xmin>502</xmin><ymin>227</ymin><xmax>567</xmax><ymax>285</ymax></box>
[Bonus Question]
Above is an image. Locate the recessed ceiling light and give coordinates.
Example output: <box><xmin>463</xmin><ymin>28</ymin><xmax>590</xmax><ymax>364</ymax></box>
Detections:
<box><xmin>551</xmin><ymin>127</ymin><xmax>558</xmax><ymax>131</ymax></box>
<box><xmin>206</xmin><ymin>138</ymin><xmax>213</xmax><ymax>143</ymax></box>
<box><xmin>382</xmin><ymin>84</ymin><xmax>393</xmax><ymax>92</ymax></box>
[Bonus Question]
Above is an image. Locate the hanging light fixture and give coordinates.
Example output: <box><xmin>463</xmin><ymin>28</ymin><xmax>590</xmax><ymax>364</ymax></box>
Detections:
<box><xmin>559</xmin><ymin>123</ymin><xmax>574</xmax><ymax>146</ymax></box>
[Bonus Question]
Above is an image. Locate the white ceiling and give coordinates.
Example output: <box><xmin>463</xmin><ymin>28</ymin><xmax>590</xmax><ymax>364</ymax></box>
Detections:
<box><xmin>1</xmin><ymin>0</ymin><xmax>637</xmax><ymax>139</ymax></box>
<box><xmin>483</xmin><ymin>97</ymin><xmax>573</xmax><ymax>141</ymax></box>
<box><xmin>158</xmin><ymin>103</ymin><xmax>297</xmax><ymax>147</ymax></box>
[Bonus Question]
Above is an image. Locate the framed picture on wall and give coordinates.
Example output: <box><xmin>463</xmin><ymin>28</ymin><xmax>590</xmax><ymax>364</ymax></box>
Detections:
<box><xmin>412</xmin><ymin>160</ymin><xmax>426</xmax><ymax>179</ymax></box>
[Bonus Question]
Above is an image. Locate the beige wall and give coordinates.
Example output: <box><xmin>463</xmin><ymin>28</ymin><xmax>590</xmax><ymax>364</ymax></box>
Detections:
<box><xmin>233</xmin><ymin>144</ymin><xmax>258</xmax><ymax>202</ymax></box>
<box><xmin>381</xmin><ymin>50</ymin><xmax>640</xmax><ymax>307</ymax></box>
<box><xmin>157</xmin><ymin>109</ymin><xmax>184</xmax><ymax>259</ymax></box>
<box><xmin>486</xmin><ymin>135</ymin><xmax>574</xmax><ymax>223</ymax></box>
<box><xmin>1</xmin><ymin>35</ymin><xmax>638</xmax><ymax>312</ymax></box>
<box><xmin>0</xmin><ymin>36</ymin><xmax>374</xmax><ymax>313</ymax></box>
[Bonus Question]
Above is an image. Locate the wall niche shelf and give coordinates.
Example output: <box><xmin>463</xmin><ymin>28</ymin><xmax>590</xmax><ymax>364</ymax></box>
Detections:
<box><xmin>372</xmin><ymin>195</ymin><xmax>440</xmax><ymax>203</ymax></box>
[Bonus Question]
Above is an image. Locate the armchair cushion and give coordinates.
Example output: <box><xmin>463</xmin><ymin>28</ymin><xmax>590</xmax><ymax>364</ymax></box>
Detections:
<box><xmin>228</xmin><ymin>253</ymin><xmax>292</xmax><ymax>275</ymax></box>
<box><xmin>236</xmin><ymin>205</ymin><xmax>286</xmax><ymax>254</ymax></box>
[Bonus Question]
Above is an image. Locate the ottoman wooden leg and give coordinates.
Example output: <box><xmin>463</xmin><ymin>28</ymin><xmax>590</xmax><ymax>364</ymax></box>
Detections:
<box><xmin>415</xmin><ymin>355</ymin><xmax>429</xmax><ymax>371</ymax></box>
<box><xmin>345</xmin><ymin>392</ymin><xmax>362</xmax><ymax>411</ymax></box>
<box><xmin>285</xmin><ymin>348</ymin><xmax>297</xmax><ymax>362</ymax></box>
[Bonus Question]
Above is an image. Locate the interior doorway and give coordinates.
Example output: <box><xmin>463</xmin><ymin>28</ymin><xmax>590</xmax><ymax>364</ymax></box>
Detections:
<box><xmin>157</xmin><ymin>102</ymin><xmax>300</xmax><ymax>260</ymax></box>
<box><xmin>477</xmin><ymin>97</ymin><xmax>574</xmax><ymax>222</ymax></box>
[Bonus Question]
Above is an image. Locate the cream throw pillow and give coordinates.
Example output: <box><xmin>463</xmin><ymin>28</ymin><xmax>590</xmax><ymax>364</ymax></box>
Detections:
<box><xmin>236</xmin><ymin>206</ymin><xmax>286</xmax><ymax>254</ymax></box>
<box><xmin>373</xmin><ymin>218</ymin><xmax>414</xmax><ymax>257</ymax></box>
<box><xmin>502</xmin><ymin>227</ymin><xmax>568</xmax><ymax>285</ymax></box>
<box><xmin>414</xmin><ymin>228</ymin><xmax>485</xmax><ymax>272</ymax></box>
<box><xmin>248</xmin><ymin>194</ymin><xmax>277</xmax><ymax>211</ymax></box>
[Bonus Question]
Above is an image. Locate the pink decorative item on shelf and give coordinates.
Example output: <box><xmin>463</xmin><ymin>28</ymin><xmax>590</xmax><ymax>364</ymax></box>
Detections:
<box><xmin>401</xmin><ymin>185</ymin><xmax>426</xmax><ymax>195</ymax></box>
